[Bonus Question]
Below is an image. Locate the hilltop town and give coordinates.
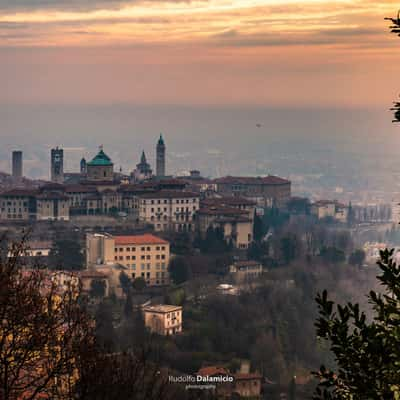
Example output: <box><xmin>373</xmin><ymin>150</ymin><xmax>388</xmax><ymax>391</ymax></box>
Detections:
<box><xmin>0</xmin><ymin>135</ymin><xmax>396</xmax><ymax>399</ymax></box>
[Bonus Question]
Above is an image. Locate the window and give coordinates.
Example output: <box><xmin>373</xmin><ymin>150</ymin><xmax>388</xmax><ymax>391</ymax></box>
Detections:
<box><xmin>141</xmin><ymin>255</ymin><xmax>145</xmax><ymax>260</ymax></box>
<box><xmin>141</xmin><ymin>247</ymin><xmax>145</xmax><ymax>251</ymax></box>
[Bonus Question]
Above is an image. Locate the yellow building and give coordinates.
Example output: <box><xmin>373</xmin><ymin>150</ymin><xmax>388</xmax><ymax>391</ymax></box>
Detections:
<box><xmin>36</xmin><ymin>192</ymin><xmax>70</xmax><ymax>221</ymax></box>
<box><xmin>143</xmin><ymin>304</ymin><xmax>182</xmax><ymax>335</ymax></box>
<box><xmin>0</xmin><ymin>189</ymin><xmax>37</xmax><ymax>221</ymax></box>
<box><xmin>86</xmin><ymin>233</ymin><xmax>170</xmax><ymax>286</ymax></box>
<box><xmin>196</xmin><ymin>205</ymin><xmax>253</xmax><ymax>249</ymax></box>
<box><xmin>138</xmin><ymin>190</ymin><xmax>200</xmax><ymax>232</ymax></box>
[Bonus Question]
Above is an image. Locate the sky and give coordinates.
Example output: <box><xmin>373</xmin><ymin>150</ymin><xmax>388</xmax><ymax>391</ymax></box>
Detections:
<box><xmin>1</xmin><ymin>0</ymin><xmax>400</xmax><ymax>107</ymax></box>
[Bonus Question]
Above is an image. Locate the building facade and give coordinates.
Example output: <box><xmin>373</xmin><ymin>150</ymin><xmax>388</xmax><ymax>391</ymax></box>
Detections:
<box><xmin>0</xmin><ymin>189</ymin><xmax>37</xmax><ymax>221</ymax></box>
<box><xmin>139</xmin><ymin>190</ymin><xmax>200</xmax><ymax>232</ymax></box>
<box><xmin>86</xmin><ymin>233</ymin><xmax>170</xmax><ymax>286</ymax></box>
<box><xmin>214</xmin><ymin>175</ymin><xmax>291</xmax><ymax>208</ymax></box>
<box><xmin>143</xmin><ymin>304</ymin><xmax>182</xmax><ymax>335</ymax></box>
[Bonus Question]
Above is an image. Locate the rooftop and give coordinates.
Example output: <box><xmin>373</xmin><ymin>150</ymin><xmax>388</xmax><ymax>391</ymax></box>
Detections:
<box><xmin>0</xmin><ymin>189</ymin><xmax>38</xmax><ymax>197</ymax></box>
<box><xmin>139</xmin><ymin>190</ymin><xmax>199</xmax><ymax>199</ymax></box>
<box><xmin>197</xmin><ymin>366</ymin><xmax>230</xmax><ymax>377</ymax></box>
<box><xmin>143</xmin><ymin>304</ymin><xmax>181</xmax><ymax>313</ymax></box>
<box><xmin>87</xmin><ymin>149</ymin><xmax>113</xmax><ymax>167</ymax></box>
<box><xmin>202</xmin><ymin>197</ymin><xmax>256</xmax><ymax>207</ymax></box>
<box><xmin>114</xmin><ymin>233</ymin><xmax>169</xmax><ymax>246</ymax></box>
<box><xmin>214</xmin><ymin>175</ymin><xmax>290</xmax><ymax>185</ymax></box>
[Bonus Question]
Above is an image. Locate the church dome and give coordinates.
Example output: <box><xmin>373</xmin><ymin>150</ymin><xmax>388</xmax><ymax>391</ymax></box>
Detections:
<box><xmin>87</xmin><ymin>149</ymin><xmax>113</xmax><ymax>167</ymax></box>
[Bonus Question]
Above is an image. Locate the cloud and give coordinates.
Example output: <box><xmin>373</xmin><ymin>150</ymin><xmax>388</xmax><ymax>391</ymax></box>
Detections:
<box><xmin>0</xmin><ymin>0</ymin><xmax>131</xmax><ymax>12</ymax></box>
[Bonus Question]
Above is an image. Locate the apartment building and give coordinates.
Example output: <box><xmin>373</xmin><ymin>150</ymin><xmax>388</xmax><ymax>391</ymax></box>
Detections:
<box><xmin>138</xmin><ymin>190</ymin><xmax>200</xmax><ymax>232</ymax></box>
<box><xmin>214</xmin><ymin>175</ymin><xmax>291</xmax><ymax>208</ymax></box>
<box><xmin>86</xmin><ymin>233</ymin><xmax>170</xmax><ymax>286</ymax></box>
<box><xmin>143</xmin><ymin>304</ymin><xmax>182</xmax><ymax>335</ymax></box>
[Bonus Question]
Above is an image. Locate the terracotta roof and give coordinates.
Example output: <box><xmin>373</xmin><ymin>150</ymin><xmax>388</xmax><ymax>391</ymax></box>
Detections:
<box><xmin>139</xmin><ymin>190</ymin><xmax>199</xmax><ymax>199</ymax></box>
<box><xmin>27</xmin><ymin>240</ymin><xmax>52</xmax><ymax>250</ymax></box>
<box><xmin>214</xmin><ymin>175</ymin><xmax>290</xmax><ymax>185</ymax></box>
<box><xmin>197</xmin><ymin>366</ymin><xmax>230</xmax><ymax>377</ymax></box>
<box><xmin>143</xmin><ymin>304</ymin><xmax>182</xmax><ymax>313</ymax></box>
<box><xmin>114</xmin><ymin>234</ymin><xmax>169</xmax><ymax>245</ymax></box>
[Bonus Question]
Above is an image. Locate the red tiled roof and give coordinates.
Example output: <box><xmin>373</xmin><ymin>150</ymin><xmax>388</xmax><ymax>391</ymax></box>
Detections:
<box><xmin>214</xmin><ymin>175</ymin><xmax>290</xmax><ymax>185</ymax></box>
<box><xmin>114</xmin><ymin>234</ymin><xmax>169</xmax><ymax>245</ymax></box>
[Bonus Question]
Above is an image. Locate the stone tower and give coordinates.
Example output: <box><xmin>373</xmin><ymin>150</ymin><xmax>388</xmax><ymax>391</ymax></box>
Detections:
<box><xmin>51</xmin><ymin>147</ymin><xmax>64</xmax><ymax>183</ymax></box>
<box><xmin>12</xmin><ymin>150</ymin><xmax>23</xmax><ymax>179</ymax></box>
<box><xmin>156</xmin><ymin>134</ymin><xmax>166</xmax><ymax>177</ymax></box>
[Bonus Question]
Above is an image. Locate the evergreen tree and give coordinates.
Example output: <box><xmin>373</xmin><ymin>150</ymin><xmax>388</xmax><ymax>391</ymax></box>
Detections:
<box><xmin>313</xmin><ymin>249</ymin><xmax>400</xmax><ymax>399</ymax></box>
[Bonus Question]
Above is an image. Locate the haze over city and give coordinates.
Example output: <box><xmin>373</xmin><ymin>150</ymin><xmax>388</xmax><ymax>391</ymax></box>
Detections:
<box><xmin>2</xmin><ymin>1</ymin><xmax>400</xmax><ymax>204</ymax></box>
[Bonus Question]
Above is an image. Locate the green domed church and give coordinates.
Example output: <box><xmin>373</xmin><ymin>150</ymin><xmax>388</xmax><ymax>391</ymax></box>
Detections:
<box><xmin>86</xmin><ymin>147</ymin><xmax>114</xmax><ymax>181</ymax></box>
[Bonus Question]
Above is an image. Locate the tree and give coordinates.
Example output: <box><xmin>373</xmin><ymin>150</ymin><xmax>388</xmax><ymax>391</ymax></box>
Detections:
<box><xmin>348</xmin><ymin>249</ymin><xmax>365</xmax><ymax>267</ymax></box>
<box><xmin>132</xmin><ymin>277</ymin><xmax>146</xmax><ymax>292</ymax></box>
<box><xmin>90</xmin><ymin>279</ymin><xmax>106</xmax><ymax>298</ymax></box>
<box><xmin>313</xmin><ymin>249</ymin><xmax>400</xmax><ymax>399</ymax></box>
<box><xmin>253</xmin><ymin>211</ymin><xmax>265</xmax><ymax>242</ymax></box>
<box><xmin>49</xmin><ymin>236</ymin><xmax>84</xmax><ymax>271</ymax></box>
<box><xmin>281</xmin><ymin>234</ymin><xmax>299</xmax><ymax>264</ymax></box>
<box><xmin>320</xmin><ymin>246</ymin><xmax>345</xmax><ymax>264</ymax></box>
<box><xmin>0</xmin><ymin>235</ymin><xmax>92</xmax><ymax>400</ymax></box>
<box><xmin>119</xmin><ymin>271</ymin><xmax>131</xmax><ymax>295</ymax></box>
<box><xmin>169</xmin><ymin>256</ymin><xmax>191</xmax><ymax>284</ymax></box>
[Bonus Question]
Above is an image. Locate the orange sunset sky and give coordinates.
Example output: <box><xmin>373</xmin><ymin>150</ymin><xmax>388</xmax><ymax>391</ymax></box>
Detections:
<box><xmin>1</xmin><ymin>0</ymin><xmax>400</xmax><ymax>107</ymax></box>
